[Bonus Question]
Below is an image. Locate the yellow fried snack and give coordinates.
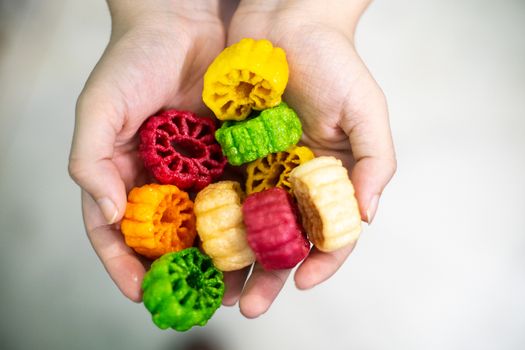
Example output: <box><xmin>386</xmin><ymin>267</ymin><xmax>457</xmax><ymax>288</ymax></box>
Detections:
<box><xmin>202</xmin><ymin>38</ymin><xmax>289</xmax><ymax>121</ymax></box>
<box><xmin>246</xmin><ymin>146</ymin><xmax>315</xmax><ymax>195</ymax></box>
<box><xmin>121</xmin><ymin>184</ymin><xmax>196</xmax><ymax>259</ymax></box>
<box><xmin>194</xmin><ymin>181</ymin><xmax>255</xmax><ymax>271</ymax></box>
<box><xmin>289</xmin><ymin>156</ymin><xmax>361</xmax><ymax>252</ymax></box>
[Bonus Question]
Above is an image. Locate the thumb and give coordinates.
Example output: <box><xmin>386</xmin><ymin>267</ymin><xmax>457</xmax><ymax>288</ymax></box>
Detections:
<box><xmin>69</xmin><ymin>86</ymin><xmax>127</xmax><ymax>224</ymax></box>
<box><xmin>341</xmin><ymin>74</ymin><xmax>396</xmax><ymax>224</ymax></box>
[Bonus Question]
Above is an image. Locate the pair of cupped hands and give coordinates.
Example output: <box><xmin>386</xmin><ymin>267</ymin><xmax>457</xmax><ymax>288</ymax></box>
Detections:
<box><xmin>68</xmin><ymin>0</ymin><xmax>396</xmax><ymax>318</ymax></box>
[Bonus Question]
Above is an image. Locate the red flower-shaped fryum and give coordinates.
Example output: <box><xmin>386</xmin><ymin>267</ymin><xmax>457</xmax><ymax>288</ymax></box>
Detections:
<box><xmin>243</xmin><ymin>188</ymin><xmax>310</xmax><ymax>270</ymax></box>
<box><xmin>139</xmin><ymin>110</ymin><xmax>227</xmax><ymax>191</ymax></box>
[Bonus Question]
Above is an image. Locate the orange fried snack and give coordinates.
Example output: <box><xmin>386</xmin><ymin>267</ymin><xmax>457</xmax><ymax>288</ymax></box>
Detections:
<box><xmin>194</xmin><ymin>181</ymin><xmax>255</xmax><ymax>271</ymax></box>
<box><xmin>289</xmin><ymin>156</ymin><xmax>361</xmax><ymax>252</ymax></box>
<box><xmin>121</xmin><ymin>184</ymin><xmax>196</xmax><ymax>259</ymax></box>
<box><xmin>245</xmin><ymin>146</ymin><xmax>314</xmax><ymax>195</ymax></box>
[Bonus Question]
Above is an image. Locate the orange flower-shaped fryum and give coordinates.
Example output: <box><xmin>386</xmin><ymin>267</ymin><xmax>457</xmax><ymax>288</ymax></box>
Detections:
<box><xmin>121</xmin><ymin>184</ymin><xmax>196</xmax><ymax>259</ymax></box>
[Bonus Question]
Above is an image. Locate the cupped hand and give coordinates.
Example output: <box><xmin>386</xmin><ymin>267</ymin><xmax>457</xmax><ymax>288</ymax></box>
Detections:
<box><xmin>223</xmin><ymin>0</ymin><xmax>397</xmax><ymax>317</ymax></box>
<box><xmin>68</xmin><ymin>2</ymin><xmax>228</xmax><ymax>301</ymax></box>
<box><xmin>69</xmin><ymin>0</ymin><xmax>396</xmax><ymax>318</ymax></box>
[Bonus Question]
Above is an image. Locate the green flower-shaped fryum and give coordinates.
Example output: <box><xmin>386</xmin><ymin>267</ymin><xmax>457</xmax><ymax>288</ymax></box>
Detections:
<box><xmin>215</xmin><ymin>102</ymin><xmax>302</xmax><ymax>166</ymax></box>
<box><xmin>142</xmin><ymin>248</ymin><xmax>225</xmax><ymax>331</ymax></box>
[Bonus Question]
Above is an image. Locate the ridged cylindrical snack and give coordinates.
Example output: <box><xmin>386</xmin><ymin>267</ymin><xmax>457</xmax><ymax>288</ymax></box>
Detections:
<box><xmin>120</xmin><ymin>184</ymin><xmax>196</xmax><ymax>259</ymax></box>
<box><xmin>202</xmin><ymin>38</ymin><xmax>289</xmax><ymax>121</ymax></box>
<box><xmin>194</xmin><ymin>181</ymin><xmax>255</xmax><ymax>271</ymax></box>
<box><xmin>243</xmin><ymin>188</ymin><xmax>310</xmax><ymax>270</ymax></box>
<box><xmin>245</xmin><ymin>146</ymin><xmax>314</xmax><ymax>195</ymax></box>
<box><xmin>215</xmin><ymin>103</ymin><xmax>302</xmax><ymax>166</ymax></box>
<box><xmin>142</xmin><ymin>248</ymin><xmax>225</xmax><ymax>331</ymax></box>
<box><xmin>289</xmin><ymin>156</ymin><xmax>362</xmax><ymax>252</ymax></box>
<box><xmin>139</xmin><ymin>109</ymin><xmax>227</xmax><ymax>191</ymax></box>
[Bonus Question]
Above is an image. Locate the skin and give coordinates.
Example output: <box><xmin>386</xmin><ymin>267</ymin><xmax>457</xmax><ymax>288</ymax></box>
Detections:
<box><xmin>69</xmin><ymin>0</ymin><xmax>396</xmax><ymax>318</ymax></box>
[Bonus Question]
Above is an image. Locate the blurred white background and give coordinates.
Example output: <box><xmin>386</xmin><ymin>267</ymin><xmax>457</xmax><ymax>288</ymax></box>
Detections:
<box><xmin>1</xmin><ymin>0</ymin><xmax>524</xmax><ymax>349</ymax></box>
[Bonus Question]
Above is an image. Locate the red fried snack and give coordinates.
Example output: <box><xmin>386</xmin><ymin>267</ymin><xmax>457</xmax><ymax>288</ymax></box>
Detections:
<box><xmin>139</xmin><ymin>109</ymin><xmax>227</xmax><ymax>191</ymax></box>
<box><xmin>243</xmin><ymin>188</ymin><xmax>309</xmax><ymax>270</ymax></box>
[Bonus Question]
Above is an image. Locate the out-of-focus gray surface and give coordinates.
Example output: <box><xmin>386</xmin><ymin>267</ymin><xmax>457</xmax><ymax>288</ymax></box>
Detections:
<box><xmin>0</xmin><ymin>0</ymin><xmax>524</xmax><ymax>349</ymax></box>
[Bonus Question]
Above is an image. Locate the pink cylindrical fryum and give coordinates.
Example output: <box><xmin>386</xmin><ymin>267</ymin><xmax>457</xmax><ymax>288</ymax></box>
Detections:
<box><xmin>243</xmin><ymin>188</ymin><xmax>310</xmax><ymax>270</ymax></box>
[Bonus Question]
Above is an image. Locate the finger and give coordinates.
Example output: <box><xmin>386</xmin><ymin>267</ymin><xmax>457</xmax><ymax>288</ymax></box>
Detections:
<box><xmin>238</xmin><ymin>264</ymin><xmax>291</xmax><ymax>318</ymax></box>
<box><xmin>69</xmin><ymin>80</ymin><xmax>128</xmax><ymax>224</ymax></box>
<box><xmin>341</xmin><ymin>70</ymin><xmax>397</xmax><ymax>224</ymax></box>
<box><xmin>222</xmin><ymin>266</ymin><xmax>252</xmax><ymax>306</ymax></box>
<box><xmin>294</xmin><ymin>243</ymin><xmax>356</xmax><ymax>290</ymax></box>
<box><xmin>82</xmin><ymin>190</ymin><xmax>146</xmax><ymax>302</ymax></box>
<box><xmin>68</xmin><ymin>31</ymin><xmax>183</xmax><ymax>224</ymax></box>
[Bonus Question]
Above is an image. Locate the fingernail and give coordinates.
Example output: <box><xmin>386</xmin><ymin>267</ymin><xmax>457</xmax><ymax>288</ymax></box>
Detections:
<box><xmin>97</xmin><ymin>197</ymin><xmax>119</xmax><ymax>224</ymax></box>
<box><xmin>366</xmin><ymin>195</ymin><xmax>380</xmax><ymax>225</ymax></box>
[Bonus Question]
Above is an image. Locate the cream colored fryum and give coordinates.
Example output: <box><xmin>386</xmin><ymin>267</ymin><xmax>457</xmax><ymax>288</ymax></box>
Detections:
<box><xmin>194</xmin><ymin>181</ymin><xmax>255</xmax><ymax>271</ymax></box>
<box><xmin>290</xmin><ymin>156</ymin><xmax>361</xmax><ymax>252</ymax></box>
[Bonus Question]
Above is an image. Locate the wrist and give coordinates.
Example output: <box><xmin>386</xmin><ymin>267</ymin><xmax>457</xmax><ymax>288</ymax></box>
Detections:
<box><xmin>107</xmin><ymin>0</ymin><xmax>222</xmax><ymax>38</ymax></box>
<box><xmin>238</xmin><ymin>0</ymin><xmax>370</xmax><ymax>38</ymax></box>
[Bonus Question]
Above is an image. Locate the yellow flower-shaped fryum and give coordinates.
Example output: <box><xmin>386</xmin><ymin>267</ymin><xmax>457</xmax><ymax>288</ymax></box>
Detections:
<box><xmin>245</xmin><ymin>146</ymin><xmax>315</xmax><ymax>195</ymax></box>
<box><xmin>202</xmin><ymin>38</ymin><xmax>289</xmax><ymax>121</ymax></box>
<box><xmin>290</xmin><ymin>157</ymin><xmax>362</xmax><ymax>252</ymax></box>
<box><xmin>194</xmin><ymin>181</ymin><xmax>255</xmax><ymax>271</ymax></box>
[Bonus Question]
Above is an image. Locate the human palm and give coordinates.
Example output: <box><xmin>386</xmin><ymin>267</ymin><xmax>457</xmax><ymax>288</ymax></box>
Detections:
<box><xmin>223</xmin><ymin>8</ymin><xmax>396</xmax><ymax>317</ymax></box>
<box><xmin>70</xmin><ymin>16</ymin><xmax>226</xmax><ymax>301</ymax></box>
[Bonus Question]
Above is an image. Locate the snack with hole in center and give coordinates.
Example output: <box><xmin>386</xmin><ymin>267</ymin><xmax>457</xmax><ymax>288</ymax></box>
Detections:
<box><xmin>245</xmin><ymin>146</ymin><xmax>314</xmax><ymax>195</ymax></box>
<box><xmin>194</xmin><ymin>181</ymin><xmax>255</xmax><ymax>271</ymax></box>
<box><xmin>243</xmin><ymin>188</ymin><xmax>309</xmax><ymax>270</ymax></box>
<box><xmin>142</xmin><ymin>248</ymin><xmax>224</xmax><ymax>331</ymax></box>
<box><xmin>215</xmin><ymin>102</ymin><xmax>302</xmax><ymax>166</ymax></box>
<box><xmin>289</xmin><ymin>156</ymin><xmax>362</xmax><ymax>252</ymax></box>
<box><xmin>139</xmin><ymin>109</ymin><xmax>227</xmax><ymax>191</ymax></box>
<box><xmin>120</xmin><ymin>184</ymin><xmax>196</xmax><ymax>259</ymax></box>
<box><xmin>202</xmin><ymin>38</ymin><xmax>289</xmax><ymax>121</ymax></box>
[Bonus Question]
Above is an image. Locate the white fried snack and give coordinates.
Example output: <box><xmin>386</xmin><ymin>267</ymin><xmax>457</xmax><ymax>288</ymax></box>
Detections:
<box><xmin>194</xmin><ymin>181</ymin><xmax>255</xmax><ymax>271</ymax></box>
<box><xmin>289</xmin><ymin>156</ymin><xmax>362</xmax><ymax>252</ymax></box>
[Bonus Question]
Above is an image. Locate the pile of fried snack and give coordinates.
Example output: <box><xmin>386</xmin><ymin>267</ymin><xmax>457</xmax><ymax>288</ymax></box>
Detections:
<box><xmin>120</xmin><ymin>38</ymin><xmax>362</xmax><ymax>331</ymax></box>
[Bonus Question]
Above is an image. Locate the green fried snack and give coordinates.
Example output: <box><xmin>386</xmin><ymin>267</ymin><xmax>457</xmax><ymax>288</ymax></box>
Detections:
<box><xmin>215</xmin><ymin>102</ymin><xmax>302</xmax><ymax>165</ymax></box>
<box><xmin>142</xmin><ymin>248</ymin><xmax>225</xmax><ymax>331</ymax></box>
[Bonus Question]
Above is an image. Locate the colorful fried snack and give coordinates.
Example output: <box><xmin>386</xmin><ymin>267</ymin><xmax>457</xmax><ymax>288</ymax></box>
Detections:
<box><xmin>194</xmin><ymin>181</ymin><xmax>255</xmax><ymax>271</ymax></box>
<box><xmin>243</xmin><ymin>188</ymin><xmax>309</xmax><ymax>270</ymax></box>
<box><xmin>121</xmin><ymin>184</ymin><xmax>196</xmax><ymax>259</ymax></box>
<box><xmin>215</xmin><ymin>102</ymin><xmax>302</xmax><ymax>166</ymax></box>
<box><xmin>139</xmin><ymin>109</ymin><xmax>227</xmax><ymax>191</ymax></box>
<box><xmin>202</xmin><ymin>38</ymin><xmax>289</xmax><ymax>121</ymax></box>
<box><xmin>245</xmin><ymin>146</ymin><xmax>314</xmax><ymax>195</ymax></box>
<box><xmin>289</xmin><ymin>156</ymin><xmax>361</xmax><ymax>252</ymax></box>
<box><xmin>142</xmin><ymin>248</ymin><xmax>225</xmax><ymax>331</ymax></box>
